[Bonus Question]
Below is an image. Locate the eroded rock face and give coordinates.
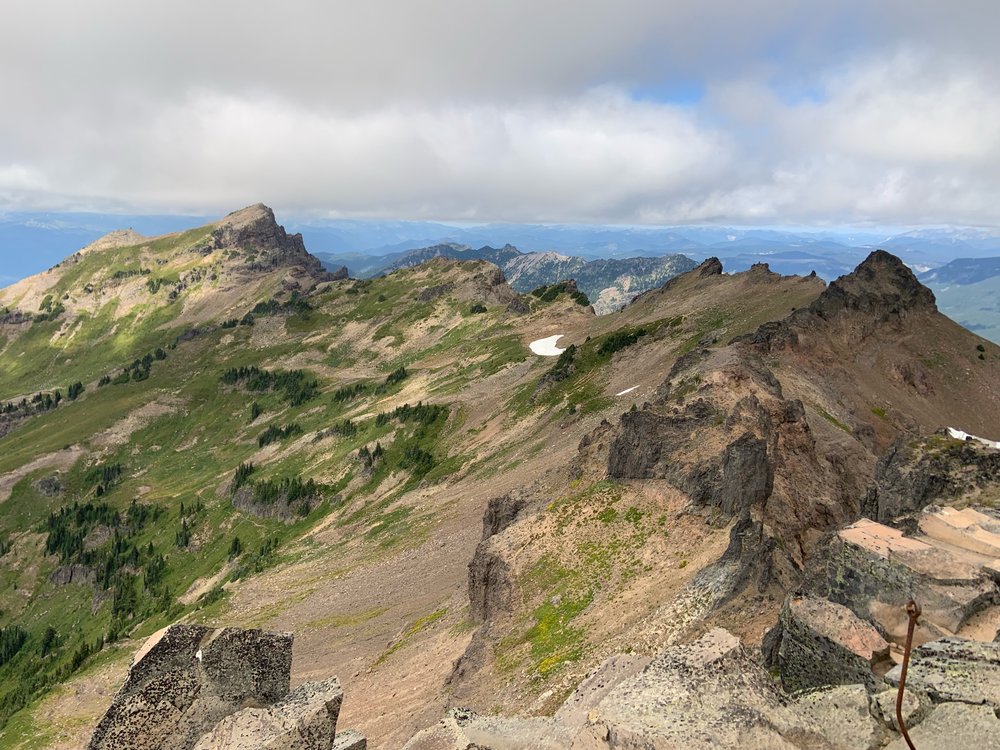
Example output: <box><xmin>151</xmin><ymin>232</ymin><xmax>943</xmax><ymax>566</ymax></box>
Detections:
<box><xmin>602</xmin><ymin>346</ymin><xmax>863</xmax><ymax>554</ymax></box>
<box><xmin>87</xmin><ymin>624</ymin><xmax>364</xmax><ymax>750</ymax></box>
<box><xmin>863</xmin><ymin>434</ymin><xmax>1000</xmax><ymax>523</ymax></box>
<box><xmin>212</xmin><ymin>204</ymin><xmax>330</xmax><ymax>280</ymax></box>
<box><xmin>772</xmin><ymin>596</ymin><xmax>889</xmax><ymax>692</ymax></box>
<box><xmin>88</xmin><ymin>625</ymin><xmax>292</xmax><ymax>750</ymax></box>
<box><xmin>192</xmin><ymin>677</ymin><xmax>344</xmax><ymax>750</ymax></box>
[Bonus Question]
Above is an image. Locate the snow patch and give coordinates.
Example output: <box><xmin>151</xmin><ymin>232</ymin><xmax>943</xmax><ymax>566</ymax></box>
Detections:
<box><xmin>529</xmin><ymin>334</ymin><xmax>566</xmax><ymax>357</ymax></box>
<box><xmin>195</xmin><ymin>648</ymin><xmax>203</xmax><ymax>662</ymax></box>
<box><xmin>947</xmin><ymin>427</ymin><xmax>1000</xmax><ymax>450</ymax></box>
<box><xmin>615</xmin><ymin>386</ymin><xmax>638</xmax><ymax>396</ymax></box>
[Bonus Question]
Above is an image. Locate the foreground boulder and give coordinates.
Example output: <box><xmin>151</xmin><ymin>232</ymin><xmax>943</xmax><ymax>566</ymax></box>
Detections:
<box><xmin>87</xmin><ymin>624</ymin><xmax>364</xmax><ymax>750</ymax></box>
<box><xmin>770</xmin><ymin>596</ymin><xmax>890</xmax><ymax>692</ymax></box>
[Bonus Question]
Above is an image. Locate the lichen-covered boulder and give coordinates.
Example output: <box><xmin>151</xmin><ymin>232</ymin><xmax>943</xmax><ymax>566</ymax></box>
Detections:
<box><xmin>87</xmin><ymin>624</ymin><xmax>292</xmax><ymax>750</ymax></box>
<box><xmin>192</xmin><ymin>677</ymin><xmax>343</xmax><ymax>750</ymax></box>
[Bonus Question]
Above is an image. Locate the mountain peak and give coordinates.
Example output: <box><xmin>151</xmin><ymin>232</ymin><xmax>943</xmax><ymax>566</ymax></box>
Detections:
<box><xmin>78</xmin><ymin>228</ymin><xmax>146</xmax><ymax>255</ymax></box>
<box><xmin>810</xmin><ymin>249</ymin><xmax>936</xmax><ymax>321</ymax></box>
<box><xmin>696</xmin><ymin>257</ymin><xmax>723</xmax><ymax>276</ymax></box>
<box><xmin>217</xmin><ymin>202</ymin><xmax>276</xmax><ymax>228</ymax></box>
<box><xmin>210</xmin><ymin>203</ymin><xmax>329</xmax><ymax>279</ymax></box>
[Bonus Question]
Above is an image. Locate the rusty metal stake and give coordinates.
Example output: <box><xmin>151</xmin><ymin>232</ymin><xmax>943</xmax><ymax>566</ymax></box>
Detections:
<box><xmin>896</xmin><ymin>599</ymin><xmax>921</xmax><ymax>750</ymax></box>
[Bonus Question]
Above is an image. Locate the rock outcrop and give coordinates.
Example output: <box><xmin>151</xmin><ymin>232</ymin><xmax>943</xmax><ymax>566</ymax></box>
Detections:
<box><xmin>87</xmin><ymin>624</ymin><xmax>364</xmax><ymax>750</ymax></box>
<box><xmin>212</xmin><ymin>204</ymin><xmax>332</xmax><ymax>280</ymax></box>
<box><xmin>769</xmin><ymin>596</ymin><xmax>890</xmax><ymax>692</ymax></box>
<box><xmin>413</xmin><ymin>625</ymin><xmax>1000</xmax><ymax>748</ymax></box>
<box><xmin>863</xmin><ymin>432</ymin><xmax>1000</xmax><ymax>523</ymax></box>
<box><xmin>739</xmin><ymin>249</ymin><xmax>938</xmax><ymax>353</ymax></box>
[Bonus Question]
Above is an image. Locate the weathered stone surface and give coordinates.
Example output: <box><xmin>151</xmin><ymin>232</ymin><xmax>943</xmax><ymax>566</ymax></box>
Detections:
<box><xmin>775</xmin><ymin>596</ymin><xmax>889</xmax><ymax>692</ymax></box>
<box><xmin>553</xmin><ymin>653</ymin><xmax>650</xmax><ymax>728</ymax></box>
<box><xmin>50</xmin><ymin>563</ymin><xmax>96</xmax><ymax>586</ymax></box>
<box><xmin>863</xmin><ymin>435</ymin><xmax>1000</xmax><ymax>523</ymax></box>
<box><xmin>883</xmin><ymin>702</ymin><xmax>1000</xmax><ymax>750</ymax></box>
<box><xmin>778</xmin><ymin>684</ymin><xmax>884</xmax><ymax>750</ymax></box>
<box><xmin>401</xmin><ymin>708</ymin><xmax>571</xmax><ymax>750</ymax></box>
<box><xmin>191</xmin><ymin>677</ymin><xmax>343</xmax><ymax>750</ymax></box>
<box><xmin>873</xmin><ymin>687</ymin><xmax>929</xmax><ymax>733</ymax></box>
<box><xmin>327</xmin><ymin>265</ymin><xmax>349</xmax><ymax>282</ymax></box>
<box><xmin>87</xmin><ymin>624</ymin><xmax>293</xmax><ymax>750</ymax></box>
<box><xmin>211</xmin><ymin>204</ymin><xmax>331</xmax><ymax>281</ymax></box>
<box><xmin>578</xmin><ymin>628</ymin><xmax>790</xmax><ymax>749</ymax></box>
<box><xmin>332</xmin><ymin>729</ymin><xmax>367</xmax><ymax>750</ymax></box>
<box><xmin>88</xmin><ymin>624</ymin><xmax>363</xmax><ymax>750</ymax></box>
<box><xmin>480</xmin><ymin>492</ymin><xmax>528</xmax><ymax>540</ymax></box>
<box><xmin>467</xmin><ymin>539</ymin><xmax>515</xmax><ymax>624</ymax></box>
<box><xmin>885</xmin><ymin>637</ymin><xmax>1000</xmax><ymax>709</ymax></box>
<box><xmin>815</xmin><ymin>520</ymin><xmax>998</xmax><ymax>637</ymax></box>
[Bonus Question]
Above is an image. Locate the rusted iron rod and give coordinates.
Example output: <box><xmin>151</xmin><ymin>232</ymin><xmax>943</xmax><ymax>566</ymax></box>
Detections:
<box><xmin>896</xmin><ymin>598</ymin><xmax>921</xmax><ymax>750</ymax></box>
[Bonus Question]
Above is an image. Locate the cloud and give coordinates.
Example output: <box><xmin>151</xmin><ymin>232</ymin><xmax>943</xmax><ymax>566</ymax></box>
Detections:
<box><xmin>1</xmin><ymin>1</ymin><xmax>999</xmax><ymax>225</ymax></box>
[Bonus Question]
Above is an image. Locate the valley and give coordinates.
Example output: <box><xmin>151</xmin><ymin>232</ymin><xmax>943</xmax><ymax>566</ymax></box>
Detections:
<box><xmin>1</xmin><ymin>206</ymin><xmax>1000</xmax><ymax>748</ymax></box>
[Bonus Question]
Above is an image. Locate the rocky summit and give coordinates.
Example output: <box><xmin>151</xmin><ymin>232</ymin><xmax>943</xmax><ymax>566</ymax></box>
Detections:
<box><xmin>88</xmin><ymin>624</ymin><xmax>364</xmax><ymax>750</ymax></box>
<box><xmin>2</xmin><ymin>205</ymin><xmax>1000</xmax><ymax>748</ymax></box>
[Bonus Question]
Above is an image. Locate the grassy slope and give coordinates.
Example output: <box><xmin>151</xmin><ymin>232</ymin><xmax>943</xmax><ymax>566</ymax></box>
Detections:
<box><xmin>0</xmin><ymin>245</ymin><xmax>830</xmax><ymax>746</ymax></box>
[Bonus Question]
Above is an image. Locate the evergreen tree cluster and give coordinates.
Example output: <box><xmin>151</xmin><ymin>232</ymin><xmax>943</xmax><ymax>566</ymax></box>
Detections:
<box><xmin>231</xmin><ymin>536</ymin><xmax>280</xmax><ymax>580</ymax></box>
<box><xmin>545</xmin><ymin>344</ymin><xmax>577</xmax><ymax>382</ymax></box>
<box><xmin>332</xmin><ymin>382</ymin><xmax>367</xmax><ymax>403</ymax></box>
<box><xmin>597</xmin><ymin>327</ymin><xmax>648</xmax><ymax>357</ymax></box>
<box><xmin>220</xmin><ymin>366</ymin><xmax>319</xmax><ymax>406</ymax></box>
<box><xmin>257</xmin><ymin>423</ymin><xmax>303</xmax><ymax>447</ymax></box>
<box><xmin>381</xmin><ymin>366</ymin><xmax>408</xmax><ymax>388</ymax></box>
<box><xmin>1</xmin><ymin>389</ymin><xmax>64</xmax><ymax>416</ymax></box>
<box><xmin>99</xmin><ymin>347</ymin><xmax>167</xmax><ymax>387</ymax></box>
<box><xmin>357</xmin><ymin>442</ymin><xmax>384</xmax><ymax>471</ymax></box>
<box><xmin>374</xmin><ymin>401</ymin><xmax>447</xmax><ymax>427</ymax></box>
<box><xmin>530</xmin><ymin>282</ymin><xmax>590</xmax><ymax>306</ymax></box>
<box><xmin>35</xmin><ymin>294</ymin><xmax>66</xmax><ymax>322</ymax></box>
<box><xmin>233</xmin><ymin>293</ymin><xmax>314</xmax><ymax>328</ymax></box>
<box><xmin>0</xmin><ymin>626</ymin><xmax>27</xmax><ymax>669</ymax></box>
<box><xmin>232</xmin><ymin>462</ymin><xmax>255</xmax><ymax>491</ymax></box>
<box><xmin>83</xmin><ymin>461</ymin><xmax>124</xmax><ymax>496</ymax></box>
<box><xmin>111</xmin><ymin>267</ymin><xmax>151</xmax><ymax>281</ymax></box>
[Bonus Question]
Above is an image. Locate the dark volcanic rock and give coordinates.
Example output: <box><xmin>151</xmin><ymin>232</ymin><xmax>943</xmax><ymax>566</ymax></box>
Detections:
<box><xmin>608</xmin><ymin>402</ymin><xmax>773</xmax><ymax>521</ymax></box>
<box><xmin>212</xmin><ymin>204</ymin><xmax>331</xmax><ymax>280</ymax></box>
<box><xmin>50</xmin><ymin>564</ymin><xmax>95</xmax><ymax>586</ymax></box>
<box><xmin>737</xmin><ymin>249</ymin><xmax>938</xmax><ymax>353</ymax></box>
<box><xmin>697</xmin><ymin>257</ymin><xmax>724</xmax><ymax>277</ymax></box>
<box><xmin>468</xmin><ymin>544</ymin><xmax>515</xmax><ymax>624</ymax></box>
<box><xmin>863</xmin><ymin>434</ymin><xmax>1000</xmax><ymax>523</ymax></box>
<box><xmin>812</xmin><ymin>249</ymin><xmax>936</xmax><ymax>322</ymax></box>
<box><xmin>480</xmin><ymin>492</ymin><xmax>527</xmax><ymax>540</ymax></box>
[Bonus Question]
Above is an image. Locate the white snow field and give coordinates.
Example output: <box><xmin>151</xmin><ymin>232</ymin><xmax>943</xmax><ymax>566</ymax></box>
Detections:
<box><xmin>529</xmin><ymin>334</ymin><xmax>566</xmax><ymax>356</ymax></box>
<box><xmin>947</xmin><ymin>427</ymin><xmax>1000</xmax><ymax>450</ymax></box>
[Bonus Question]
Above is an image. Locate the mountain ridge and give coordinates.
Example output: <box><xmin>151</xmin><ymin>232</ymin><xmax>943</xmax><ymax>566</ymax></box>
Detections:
<box><xmin>2</xmin><ymin>206</ymin><xmax>1000</xmax><ymax>748</ymax></box>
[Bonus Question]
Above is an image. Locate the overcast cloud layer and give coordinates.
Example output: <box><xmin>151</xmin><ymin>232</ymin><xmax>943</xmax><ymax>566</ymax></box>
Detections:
<box><xmin>2</xmin><ymin>0</ymin><xmax>999</xmax><ymax>226</ymax></box>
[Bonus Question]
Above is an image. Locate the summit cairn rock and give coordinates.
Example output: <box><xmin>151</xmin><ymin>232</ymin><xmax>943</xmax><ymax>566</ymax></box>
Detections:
<box><xmin>87</xmin><ymin>624</ymin><xmax>364</xmax><ymax>750</ymax></box>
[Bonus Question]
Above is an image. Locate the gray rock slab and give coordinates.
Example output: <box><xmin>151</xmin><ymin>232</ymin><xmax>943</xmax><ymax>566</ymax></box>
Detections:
<box><xmin>883</xmin><ymin>702</ymin><xmax>1000</xmax><ymax>750</ymax></box>
<box><xmin>885</xmin><ymin>636</ymin><xmax>1000</xmax><ymax>708</ymax></box>
<box><xmin>192</xmin><ymin>677</ymin><xmax>343</xmax><ymax>750</ymax></box>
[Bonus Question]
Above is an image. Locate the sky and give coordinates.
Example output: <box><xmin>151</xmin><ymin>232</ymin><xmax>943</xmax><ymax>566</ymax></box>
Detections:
<box><xmin>2</xmin><ymin>0</ymin><xmax>1000</xmax><ymax>227</ymax></box>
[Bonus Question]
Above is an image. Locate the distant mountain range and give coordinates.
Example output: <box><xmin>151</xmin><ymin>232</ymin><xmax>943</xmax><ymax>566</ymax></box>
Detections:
<box><xmin>317</xmin><ymin>243</ymin><xmax>698</xmax><ymax>314</ymax></box>
<box><xmin>920</xmin><ymin>257</ymin><xmax>1000</xmax><ymax>343</ymax></box>
<box><xmin>4</xmin><ymin>211</ymin><xmax>1000</xmax><ymax>332</ymax></box>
